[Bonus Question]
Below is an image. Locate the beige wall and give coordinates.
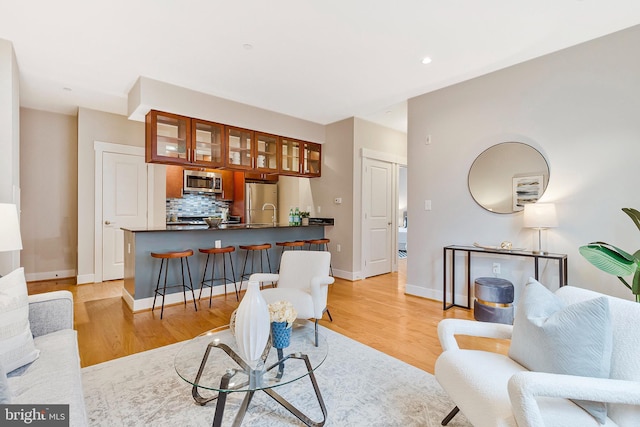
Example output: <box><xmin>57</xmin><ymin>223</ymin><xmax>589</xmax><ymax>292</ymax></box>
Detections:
<box><xmin>20</xmin><ymin>108</ymin><xmax>77</xmax><ymax>280</ymax></box>
<box><xmin>76</xmin><ymin>107</ymin><xmax>148</xmax><ymax>283</ymax></box>
<box><xmin>311</xmin><ymin>118</ymin><xmax>354</xmax><ymax>276</ymax></box>
<box><xmin>0</xmin><ymin>39</ymin><xmax>20</xmax><ymax>274</ymax></box>
<box><xmin>407</xmin><ymin>24</ymin><xmax>640</xmax><ymax>302</ymax></box>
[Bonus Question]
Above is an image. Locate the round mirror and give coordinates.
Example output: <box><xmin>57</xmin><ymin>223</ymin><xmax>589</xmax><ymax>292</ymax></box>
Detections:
<box><xmin>468</xmin><ymin>142</ymin><xmax>549</xmax><ymax>214</ymax></box>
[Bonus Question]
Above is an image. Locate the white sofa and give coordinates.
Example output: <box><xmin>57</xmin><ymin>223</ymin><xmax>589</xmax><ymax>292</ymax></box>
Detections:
<box><xmin>435</xmin><ymin>285</ymin><xmax>640</xmax><ymax>427</ymax></box>
<box><xmin>6</xmin><ymin>291</ymin><xmax>88</xmax><ymax>426</ymax></box>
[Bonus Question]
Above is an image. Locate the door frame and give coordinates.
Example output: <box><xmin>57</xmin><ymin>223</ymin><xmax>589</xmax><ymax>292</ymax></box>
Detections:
<box><xmin>94</xmin><ymin>141</ymin><xmax>154</xmax><ymax>283</ymax></box>
<box><xmin>360</xmin><ymin>148</ymin><xmax>407</xmax><ymax>278</ymax></box>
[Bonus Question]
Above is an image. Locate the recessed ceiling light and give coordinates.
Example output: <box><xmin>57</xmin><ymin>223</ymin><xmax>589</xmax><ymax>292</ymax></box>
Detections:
<box><xmin>243</xmin><ymin>43</ymin><xmax>253</xmax><ymax>50</ymax></box>
<box><xmin>421</xmin><ymin>57</ymin><xmax>432</xmax><ymax>65</ymax></box>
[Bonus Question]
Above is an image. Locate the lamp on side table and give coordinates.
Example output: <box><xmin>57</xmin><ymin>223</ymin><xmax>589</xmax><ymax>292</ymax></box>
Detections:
<box><xmin>523</xmin><ymin>203</ymin><xmax>558</xmax><ymax>255</ymax></box>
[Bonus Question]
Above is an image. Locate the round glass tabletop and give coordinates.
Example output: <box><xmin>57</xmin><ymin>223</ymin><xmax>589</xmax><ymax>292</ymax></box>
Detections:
<box><xmin>174</xmin><ymin>320</ymin><xmax>328</xmax><ymax>393</ymax></box>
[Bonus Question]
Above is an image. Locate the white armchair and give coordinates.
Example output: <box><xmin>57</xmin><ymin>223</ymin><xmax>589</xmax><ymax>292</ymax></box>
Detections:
<box><xmin>249</xmin><ymin>250</ymin><xmax>335</xmax><ymax>345</ymax></box>
<box><xmin>435</xmin><ymin>285</ymin><xmax>640</xmax><ymax>427</ymax></box>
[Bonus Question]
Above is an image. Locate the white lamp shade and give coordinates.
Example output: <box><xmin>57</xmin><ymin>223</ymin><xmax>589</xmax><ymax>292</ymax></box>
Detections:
<box><xmin>523</xmin><ymin>203</ymin><xmax>558</xmax><ymax>229</ymax></box>
<box><xmin>0</xmin><ymin>203</ymin><xmax>23</xmax><ymax>252</ymax></box>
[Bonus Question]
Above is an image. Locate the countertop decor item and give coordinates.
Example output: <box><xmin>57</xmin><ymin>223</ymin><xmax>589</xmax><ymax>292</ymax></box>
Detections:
<box><xmin>204</xmin><ymin>217</ymin><xmax>222</xmax><ymax>228</ymax></box>
<box><xmin>579</xmin><ymin>207</ymin><xmax>640</xmax><ymax>303</ymax></box>
<box><xmin>268</xmin><ymin>300</ymin><xmax>297</xmax><ymax>349</ymax></box>
<box><xmin>234</xmin><ymin>280</ymin><xmax>270</xmax><ymax>370</ymax></box>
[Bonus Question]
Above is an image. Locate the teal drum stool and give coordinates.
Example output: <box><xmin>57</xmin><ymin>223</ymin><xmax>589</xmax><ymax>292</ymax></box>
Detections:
<box><xmin>473</xmin><ymin>277</ymin><xmax>514</xmax><ymax>324</ymax></box>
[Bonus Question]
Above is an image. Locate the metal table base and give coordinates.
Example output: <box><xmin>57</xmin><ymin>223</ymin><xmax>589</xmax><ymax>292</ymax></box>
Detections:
<box><xmin>191</xmin><ymin>342</ymin><xmax>327</xmax><ymax>427</ymax></box>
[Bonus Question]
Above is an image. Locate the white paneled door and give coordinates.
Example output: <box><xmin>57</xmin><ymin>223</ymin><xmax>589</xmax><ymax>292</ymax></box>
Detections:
<box><xmin>102</xmin><ymin>152</ymin><xmax>148</xmax><ymax>281</ymax></box>
<box><xmin>363</xmin><ymin>158</ymin><xmax>393</xmax><ymax>278</ymax></box>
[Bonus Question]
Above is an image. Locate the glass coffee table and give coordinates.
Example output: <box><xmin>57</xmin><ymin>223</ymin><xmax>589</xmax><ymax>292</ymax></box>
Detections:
<box><xmin>174</xmin><ymin>320</ymin><xmax>328</xmax><ymax>427</ymax></box>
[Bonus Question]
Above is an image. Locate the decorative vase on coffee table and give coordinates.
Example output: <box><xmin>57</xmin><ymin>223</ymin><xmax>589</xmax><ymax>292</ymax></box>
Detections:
<box><xmin>234</xmin><ymin>280</ymin><xmax>270</xmax><ymax>371</ymax></box>
<box><xmin>271</xmin><ymin>321</ymin><xmax>292</xmax><ymax>349</ymax></box>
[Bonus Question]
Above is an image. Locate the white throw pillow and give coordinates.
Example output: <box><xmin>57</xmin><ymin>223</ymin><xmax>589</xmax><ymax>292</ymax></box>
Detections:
<box><xmin>509</xmin><ymin>278</ymin><xmax>612</xmax><ymax>424</ymax></box>
<box><xmin>0</xmin><ymin>268</ymin><xmax>40</xmax><ymax>372</ymax></box>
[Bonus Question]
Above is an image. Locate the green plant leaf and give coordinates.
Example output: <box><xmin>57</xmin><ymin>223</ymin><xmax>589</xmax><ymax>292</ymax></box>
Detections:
<box><xmin>623</xmin><ymin>208</ymin><xmax>640</xmax><ymax>233</ymax></box>
<box><xmin>634</xmin><ymin>269</ymin><xmax>640</xmax><ymax>296</ymax></box>
<box><xmin>579</xmin><ymin>243</ymin><xmax>637</xmax><ymax>277</ymax></box>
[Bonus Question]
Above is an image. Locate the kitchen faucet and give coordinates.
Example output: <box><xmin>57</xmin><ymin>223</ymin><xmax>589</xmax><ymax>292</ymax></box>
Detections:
<box><xmin>262</xmin><ymin>203</ymin><xmax>277</xmax><ymax>225</ymax></box>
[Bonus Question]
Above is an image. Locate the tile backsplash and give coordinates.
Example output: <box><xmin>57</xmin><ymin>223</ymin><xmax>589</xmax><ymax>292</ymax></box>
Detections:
<box><xmin>166</xmin><ymin>193</ymin><xmax>230</xmax><ymax>218</ymax></box>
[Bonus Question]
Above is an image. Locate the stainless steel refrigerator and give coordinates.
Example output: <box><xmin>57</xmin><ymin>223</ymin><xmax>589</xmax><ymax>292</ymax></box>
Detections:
<box><xmin>245</xmin><ymin>182</ymin><xmax>278</xmax><ymax>224</ymax></box>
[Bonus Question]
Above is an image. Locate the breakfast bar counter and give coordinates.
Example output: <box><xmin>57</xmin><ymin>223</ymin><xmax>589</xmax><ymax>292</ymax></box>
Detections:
<box><xmin>122</xmin><ymin>223</ymin><xmax>330</xmax><ymax>312</ymax></box>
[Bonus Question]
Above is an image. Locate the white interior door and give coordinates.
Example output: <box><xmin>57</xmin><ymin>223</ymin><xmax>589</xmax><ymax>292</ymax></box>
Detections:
<box><xmin>102</xmin><ymin>152</ymin><xmax>147</xmax><ymax>281</ymax></box>
<box><xmin>363</xmin><ymin>158</ymin><xmax>393</xmax><ymax>278</ymax></box>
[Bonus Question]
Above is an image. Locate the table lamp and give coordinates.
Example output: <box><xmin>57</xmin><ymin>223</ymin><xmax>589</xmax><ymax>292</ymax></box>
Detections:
<box><xmin>0</xmin><ymin>203</ymin><xmax>23</xmax><ymax>253</ymax></box>
<box><xmin>523</xmin><ymin>203</ymin><xmax>557</xmax><ymax>254</ymax></box>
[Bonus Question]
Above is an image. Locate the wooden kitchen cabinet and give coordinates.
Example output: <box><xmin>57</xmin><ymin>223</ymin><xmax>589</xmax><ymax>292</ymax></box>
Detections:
<box><xmin>303</xmin><ymin>142</ymin><xmax>321</xmax><ymax>176</ymax></box>
<box><xmin>217</xmin><ymin>169</ymin><xmax>235</xmax><ymax>201</ymax></box>
<box><xmin>279</xmin><ymin>137</ymin><xmax>301</xmax><ymax>175</ymax></box>
<box><xmin>279</xmin><ymin>138</ymin><xmax>321</xmax><ymax>177</ymax></box>
<box><xmin>255</xmin><ymin>132</ymin><xmax>279</xmax><ymax>174</ymax></box>
<box><xmin>146</xmin><ymin>110</ymin><xmax>191</xmax><ymax>165</ymax></box>
<box><xmin>225</xmin><ymin>126</ymin><xmax>254</xmax><ymax>170</ymax></box>
<box><xmin>146</xmin><ymin>110</ymin><xmax>224</xmax><ymax>168</ymax></box>
<box><xmin>147</xmin><ymin>110</ymin><xmax>322</xmax><ymax>177</ymax></box>
<box><xmin>165</xmin><ymin>165</ymin><xmax>184</xmax><ymax>198</ymax></box>
<box><xmin>191</xmin><ymin>118</ymin><xmax>225</xmax><ymax>168</ymax></box>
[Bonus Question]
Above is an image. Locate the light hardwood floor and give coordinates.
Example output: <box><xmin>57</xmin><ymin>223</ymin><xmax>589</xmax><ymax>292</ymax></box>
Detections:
<box><xmin>27</xmin><ymin>259</ymin><xmax>507</xmax><ymax>373</ymax></box>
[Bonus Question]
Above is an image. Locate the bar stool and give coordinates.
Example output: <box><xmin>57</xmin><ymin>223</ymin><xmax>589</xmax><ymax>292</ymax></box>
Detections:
<box><xmin>151</xmin><ymin>249</ymin><xmax>198</xmax><ymax>319</ymax></box>
<box><xmin>239</xmin><ymin>243</ymin><xmax>273</xmax><ymax>293</ymax></box>
<box><xmin>198</xmin><ymin>246</ymin><xmax>238</xmax><ymax>305</ymax></box>
<box><xmin>305</xmin><ymin>238</ymin><xmax>334</xmax><ymax>276</ymax></box>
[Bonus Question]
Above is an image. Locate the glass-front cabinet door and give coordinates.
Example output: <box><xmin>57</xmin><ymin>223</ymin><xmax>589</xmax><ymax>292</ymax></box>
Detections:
<box><xmin>303</xmin><ymin>142</ymin><xmax>321</xmax><ymax>176</ymax></box>
<box><xmin>146</xmin><ymin>110</ymin><xmax>191</xmax><ymax>164</ymax></box>
<box><xmin>192</xmin><ymin>119</ymin><xmax>224</xmax><ymax>167</ymax></box>
<box><xmin>280</xmin><ymin>138</ymin><xmax>301</xmax><ymax>175</ymax></box>
<box><xmin>226</xmin><ymin>126</ymin><xmax>254</xmax><ymax>170</ymax></box>
<box><xmin>255</xmin><ymin>132</ymin><xmax>279</xmax><ymax>173</ymax></box>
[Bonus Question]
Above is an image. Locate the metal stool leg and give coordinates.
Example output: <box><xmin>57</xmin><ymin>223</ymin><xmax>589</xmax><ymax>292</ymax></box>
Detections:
<box><xmin>180</xmin><ymin>257</ymin><xmax>188</xmax><ymax>305</ymax></box>
<box><xmin>240</xmin><ymin>250</ymin><xmax>250</xmax><ymax>293</ymax></box>
<box><xmin>161</xmin><ymin>259</ymin><xmax>169</xmax><ymax>319</ymax></box>
<box><xmin>185</xmin><ymin>256</ymin><xmax>197</xmax><ymax>312</ymax></box>
<box><xmin>199</xmin><ymin>253</ymin><xmax>210</xmax><ymax>300</ymax></box>
<box><xmin>152</xmin><ymin>258</ymin><xmax>164</xmax><ymax>313</ymax></box>
<box><xmin>229</xmin><ymin>253</ymin><xmax>239</xmax><ymax>301</ymax></box>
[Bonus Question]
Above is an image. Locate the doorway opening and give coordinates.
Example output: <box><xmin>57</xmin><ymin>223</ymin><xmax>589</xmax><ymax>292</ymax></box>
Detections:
<box><xmin>398</xmin><ymin>165</ymin><xmax>407</xmax><ymax>260</ymax></box>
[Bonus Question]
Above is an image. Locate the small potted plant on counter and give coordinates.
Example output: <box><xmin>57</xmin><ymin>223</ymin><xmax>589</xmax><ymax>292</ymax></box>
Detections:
<box><xmin>300</xmin><ymin>211</ymin><xmax>310</xmax><ymax>226</ymax></box>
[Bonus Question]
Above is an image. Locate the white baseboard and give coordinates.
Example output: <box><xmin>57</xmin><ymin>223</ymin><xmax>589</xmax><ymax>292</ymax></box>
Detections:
<box><xmin>76</xmin><ymin>273</ymin><xmax>95</xmax><ymax>284</ymax></box>
<box><xmin>124</xmin><ymin>281</ymin><xmax>238</xmax><ymax>312</ymax></box>
<box><xmin>25</xmin><ymin>269</ymin><xmax>76</xmax><ymax>282</ymax></box>
<box><xmin>331</xmin><ymin>269</ymin><xmax>362</xmax><ymax>281</ymax></box>
<box><xmin>405</xmin><ymin>283</ymin><xmax>470</xmax><ymax>307</ymax></box>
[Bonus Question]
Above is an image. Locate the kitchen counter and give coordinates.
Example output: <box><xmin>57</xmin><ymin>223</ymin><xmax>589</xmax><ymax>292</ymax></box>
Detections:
<box><xmin>122</xmin><ymin>223</ymin><xmax>327</xmax><ymax>232</ymax></box>
<box><xmin>122</xmin><ymin>221</ymin><xmax>332</xmax><ymax>312</ymax></box>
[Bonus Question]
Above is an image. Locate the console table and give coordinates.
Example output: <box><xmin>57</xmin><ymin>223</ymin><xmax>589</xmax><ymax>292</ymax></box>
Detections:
<box><xmin>443</xmin><ymin>245</ymin><xmax>568</xmax><ymax>310</ymax></box>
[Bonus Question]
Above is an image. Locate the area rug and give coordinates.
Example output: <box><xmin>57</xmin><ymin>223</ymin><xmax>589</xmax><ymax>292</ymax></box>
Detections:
<box><xmin>82</xmin><ymin>326</ymin><xmax>470</xmax><ymax>426</ymax></box>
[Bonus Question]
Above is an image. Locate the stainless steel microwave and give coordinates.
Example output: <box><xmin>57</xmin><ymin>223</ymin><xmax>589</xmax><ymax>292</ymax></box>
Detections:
<box><xmin>183</xmin><ymin>170</ymin><xmax>222</xmax><ymax>194</ymax></box>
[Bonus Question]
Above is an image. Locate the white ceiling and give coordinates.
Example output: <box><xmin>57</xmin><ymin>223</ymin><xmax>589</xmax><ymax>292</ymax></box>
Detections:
<box><xmin>2</xmin><ymin>1</ymin><xmax>640</xmax><ymax>132</ymax></box>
